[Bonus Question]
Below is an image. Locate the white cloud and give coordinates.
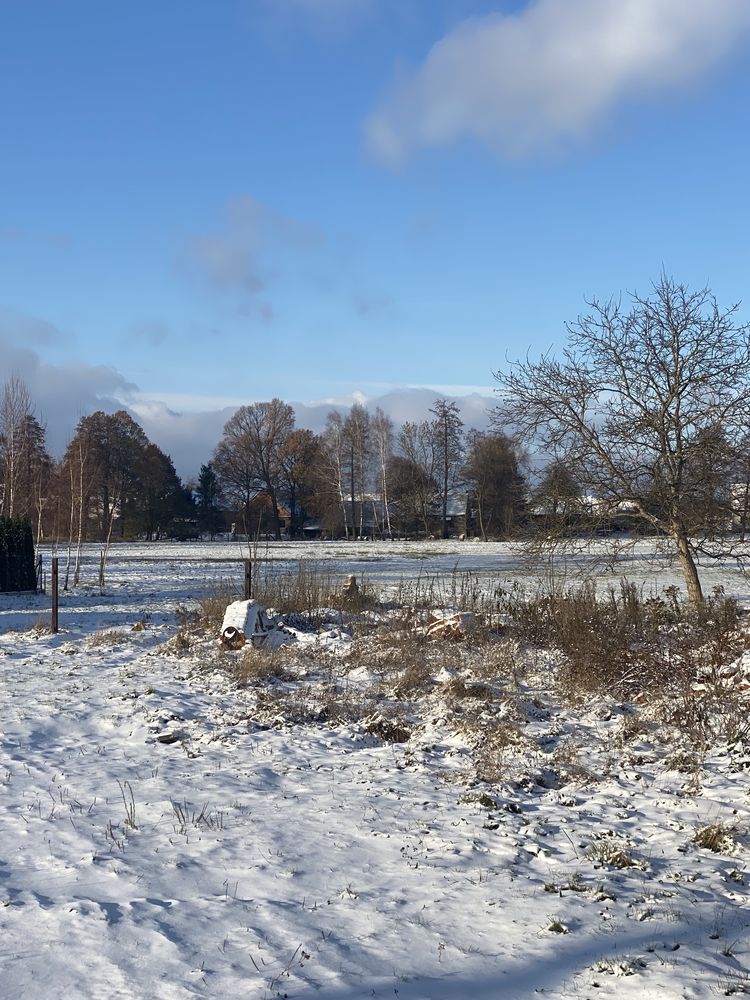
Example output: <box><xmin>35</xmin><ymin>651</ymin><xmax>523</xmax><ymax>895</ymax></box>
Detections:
<box><xmin>366</xmin><ymin>0</ymin><xmax>750</xmax><ymax>163</ymax></box>
<box><xmin>133</xmin><ymin>387</ymin><xmax>496</xmax><ymax>478</ymax></box>
<box><xmin>0</xmin><ymin>332</ymin><xmax>136</xmax><ymax>457</ymax></box>
<box><xmin>2</xmin><ymin>315</ymin><xmax>497</xmax><ymax>480</ymax></box>
<box><xmin>129</xmin><ymin>399</ymin><xmax>235</xmax><ymax>481</ymax></box>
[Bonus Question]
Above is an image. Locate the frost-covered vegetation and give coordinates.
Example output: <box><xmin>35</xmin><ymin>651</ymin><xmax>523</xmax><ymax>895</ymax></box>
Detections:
<box><xmin>1</xmin><ymin>541</ymin><xmax>749</xmax><ymax>998</ymax></box>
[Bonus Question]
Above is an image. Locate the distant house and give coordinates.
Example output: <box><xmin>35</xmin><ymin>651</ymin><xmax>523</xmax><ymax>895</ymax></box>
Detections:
<box><xmin>230</xmin><ymin>491</ymin><xmax>292</xmax><ymax>539</ymax></box>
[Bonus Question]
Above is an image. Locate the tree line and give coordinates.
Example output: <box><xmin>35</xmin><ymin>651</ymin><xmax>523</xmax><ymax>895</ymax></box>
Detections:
<box><xmin>4</xmin><ymin>275</ymin><xmax>750</xmax><ymax>603</ymax></box>
<box><xmin>208</xmin><ymin>396</ymin><xmax>528</xmax><ymax>542</ymax></box>
<box><xmin>0</xmin><ymin>378</ymin><xmax>533</xmax><ymax>568</ymax></box>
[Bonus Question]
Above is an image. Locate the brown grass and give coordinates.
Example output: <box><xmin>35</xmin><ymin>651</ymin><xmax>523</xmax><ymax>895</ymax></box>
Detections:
<box><xmin>694</xmin><ymin>822</ymin><xmax>735</xmax><ymax>854</ymax></box>
<box><xmin>233</xmin><ymin>646</ymin><xmax>295</xmax><ymax>685</ymax></box>
<box><xmin>87</xmin><ymin>628</ymin><xmax>128</xmax><ymax>647</ymax></box>
<box><xmin>505</xmin><ymin>580</ymin><xmax>743</xmax><ymax>700</ymax></box>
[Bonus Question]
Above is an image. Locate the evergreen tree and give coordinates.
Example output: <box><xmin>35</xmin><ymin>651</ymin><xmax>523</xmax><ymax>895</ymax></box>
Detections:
<box><xmin>196</xmin><ymin>462</ymin><xmax>223</xmax><ymax>539</ymax></box>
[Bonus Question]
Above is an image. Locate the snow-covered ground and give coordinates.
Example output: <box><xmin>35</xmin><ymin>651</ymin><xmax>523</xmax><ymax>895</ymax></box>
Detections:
<box><xmin>1</xmin><ymin>540</ymin><xmax>749</xmax><ymax>999</ymax></box>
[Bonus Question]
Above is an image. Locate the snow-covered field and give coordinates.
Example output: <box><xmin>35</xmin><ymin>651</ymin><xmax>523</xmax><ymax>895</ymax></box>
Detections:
<box><xmin>1</xmin><ymin>540</ymin><xmax>749</xmax><ymax>999</ymax></box>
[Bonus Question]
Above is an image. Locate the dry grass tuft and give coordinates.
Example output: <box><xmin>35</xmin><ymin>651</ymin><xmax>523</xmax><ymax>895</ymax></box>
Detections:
<box><xmin>88</xmin><ymin>628</ymin><xmax>128</xmax><ymax>647</ymax></box>
<box><xmin>472</xmin><ymin>718</ymin><xmax>529</xmax><ymax>784</ymax></box>
<box><xmin>694</xmin><ymin>822</ymin><xmax>736</xmax><ymax>854</ymax></box>
<box><xmin>252</xmin><ymin>561</ymin><xmax>378</xmax><ymax>620</ymax></box>
<box><xmin>364</xmin><ymin>715</ymin><xmax>411</xmax><ymax>744</ymax></box>
<box><xmin>233</xmin><ymin>647</ymin><xmax>295</xmax><ymax>686</ymax></box>
<box><xmin>586</xmin><ymin>838</ymin><xmax>639</xmax><ymax>869</ymax></box>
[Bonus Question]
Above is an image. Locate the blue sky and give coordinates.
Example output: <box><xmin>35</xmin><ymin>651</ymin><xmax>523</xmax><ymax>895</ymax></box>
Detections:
<box><xmin>2</xmin><ymin>0</ymin><xmax>750</xmax><ymax>475</ymax></box>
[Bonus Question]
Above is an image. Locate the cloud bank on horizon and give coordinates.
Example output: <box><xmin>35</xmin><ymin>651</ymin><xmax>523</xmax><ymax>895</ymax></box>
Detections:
<box><xmin>0</xmin><ymin>324</ymin><xmax>495</xmax><ymax>480</ymax></box>
<box><xmin>366</xmin><ymin>0</ymin><xmax>750</xmax><ymax>164</ymax></box>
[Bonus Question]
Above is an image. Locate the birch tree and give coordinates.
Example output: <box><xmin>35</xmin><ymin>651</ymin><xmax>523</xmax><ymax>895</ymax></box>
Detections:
<box><xmin>320</xmin><ymin>412</ymin><xmax>350</xmax><ymax>538</ymax></box>
<box><xmin>372</xmin><ymin>407</ymin><xmax>394</xmax><ymax>538</ymax></box>
<box><xmin>0</xmin><ymin>376</ymin><xmax>33</xmax><ymax>519</ymax></box>
<box><xmin>430</xmin><ymin>398</ymin><xmax>464</xmax><ymax>539</ymax></box>
<box><xmin>342</xmin><ymin>403</ymin><xmax>372</xmax><ymax>538</ymax></box>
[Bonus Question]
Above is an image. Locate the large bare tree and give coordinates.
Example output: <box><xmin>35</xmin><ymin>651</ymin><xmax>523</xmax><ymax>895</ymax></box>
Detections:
<box><xmin>319</xmin><ymin>412</ymin><xmax>350</xmax><ymax>538</ymax></box>
<box><xmin>279</xmin><ymin>428</ymin><xmax>322</xmax><ymax>538</ymax></box>
<box><xmin>214</xmin><ymin>399</ymin><xmax>295</xmax><ymax>540</ymax></box>
<box><xmin>397</xmin><ymin>420</ymin><xmax>440</xmax><ymax>537</ymax></box>
<box><xmin>494</xmin><ymin>276</ymin><xmax>750</xmax><ymax>605</ymax></box>
<box><xmin>64</xmin><ymin>411</ymin><xmax>151</xmax><ymax>588</ymax></box>
<box><xmin>463</xmin><ymin>430</ymin><xmax>525</xmax><ymax>539</ymax></box>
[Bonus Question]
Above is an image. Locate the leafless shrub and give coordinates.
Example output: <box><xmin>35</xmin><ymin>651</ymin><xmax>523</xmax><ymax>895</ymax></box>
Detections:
<box><xmin>471</xmin><ymin>637</ymin><xmax>526</xmax><ymax>685</ymax></box>
<box><xmin>443</xmin><ymin>677</ymin><xmax>493</xmax><ymax>701</ymax></box>
<box><xmin>171</xmin><ymin>629</ymin><xmax>192</xmax><ymax>654</ymax></box>
<box><xmin>174</xmin><ymin>604</ymin><xmax>200</xmax><ymax>628</ymax></box>
<box><xmin>550</xmin><ymin>740</ymin><xmax>599</xmax><ymax>785</ymax></box>
<box><xmin>197</xmin><ymin>580</ymin><xmax>238</xmax><ymax>628</ymax></box>
<box><xmin>663</xmin><ymin>749</ymin><xmax>702</xmax><ymax>773</ymax></box>
<box><xmin>311</xmin><ymin>681</ymin><xmax>375</xmax><ymax>725</ymax></box>
<box><xmin>252</xmin><ymin>678</ymin><xmax>376</xmax><ymax>729</ymax></box>
<box><xmin>394</xmin><ymin>660</ymin><xmax>433</xmax><ymax>697</ymax></box>
<box><xmin>369</xmin><ymin>626</ymin><xmax>433</xmax><ymax>694</ymax></box>
<box><xmin>658</xmin><ymin>678</ymin><xmax>750</xmax><ymax>751</ymax></box>
<box><xmin>393</xmin><ymin>567</ymin><xmax>515</xmax><ymax>623</ymax></box>
<box><xmin>613</xmin><ymin>713</ymin><xmax>653</xmax><ymax>746</ymax></box>
<box><xmin>26</xmin><ymin>613</ymin><xmax>51</xmax><ymax>634</ymax></box>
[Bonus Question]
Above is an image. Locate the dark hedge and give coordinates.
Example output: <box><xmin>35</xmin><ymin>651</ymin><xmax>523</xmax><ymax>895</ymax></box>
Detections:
<box><xmin>0</xmin><ymin>518</ymin><xmax>36</xmax><ymax>592</ymax></box>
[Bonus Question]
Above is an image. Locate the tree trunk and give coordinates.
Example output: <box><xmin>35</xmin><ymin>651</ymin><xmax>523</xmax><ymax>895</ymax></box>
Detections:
<box><xmin>442</xmin><ymin>421</ymin><xmax>449</xmax><ymax>539</ymax></box>
<box><xmin>64</xmin><ymin>464</ymin><xmax>74</xmax><ymax>590</ymax></box>
<box><xmin>99</xmin><ymin>502</ymin><xmax>117</xmax><ymax>592</ymax></box>
<box><xmin>350</xmin><ymin>444</ymin><xmax>356</xmax><ymax>541</ymax></box>
<box><xmin>73</xmin><ymin>449</ymin><xmax>85</xmax><ymax>588</ymax></box>
<box><xmin>477</xmin><ymin>493</ymin><xmax>487</xmax><ymax>541</ymax></box>
<box><xmin>382</xmin><ymin>466</ymin><xmax>393</xmax><ymax>539</ymax></box>
<box><xmin>673</xmin><ymin>528</ymin><xmax>703</xmax><ymax>605</ymax></box>
<box><xmin>270</xmin><ymin>493</ymin><xmax>282</xmax><ymax>540</ymax></box>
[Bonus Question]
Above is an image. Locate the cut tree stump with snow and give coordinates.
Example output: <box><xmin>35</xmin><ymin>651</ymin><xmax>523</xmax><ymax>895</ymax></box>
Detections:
<box><xmin>220</xmin><ymin>599</ymin><xmax>273</xmax><ymax>649</ymax></box>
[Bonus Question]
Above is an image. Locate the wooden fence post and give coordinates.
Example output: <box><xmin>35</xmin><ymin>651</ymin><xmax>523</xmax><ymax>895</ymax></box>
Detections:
<box><xmin>51</xmin><ymin>557</ymin><xmax>59</xmax><ymax>634</ymax></box>
<box><xmin>244</xmin><ymin>558</ymin><xmax>252</xmax><ymax>600</ymax></box>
